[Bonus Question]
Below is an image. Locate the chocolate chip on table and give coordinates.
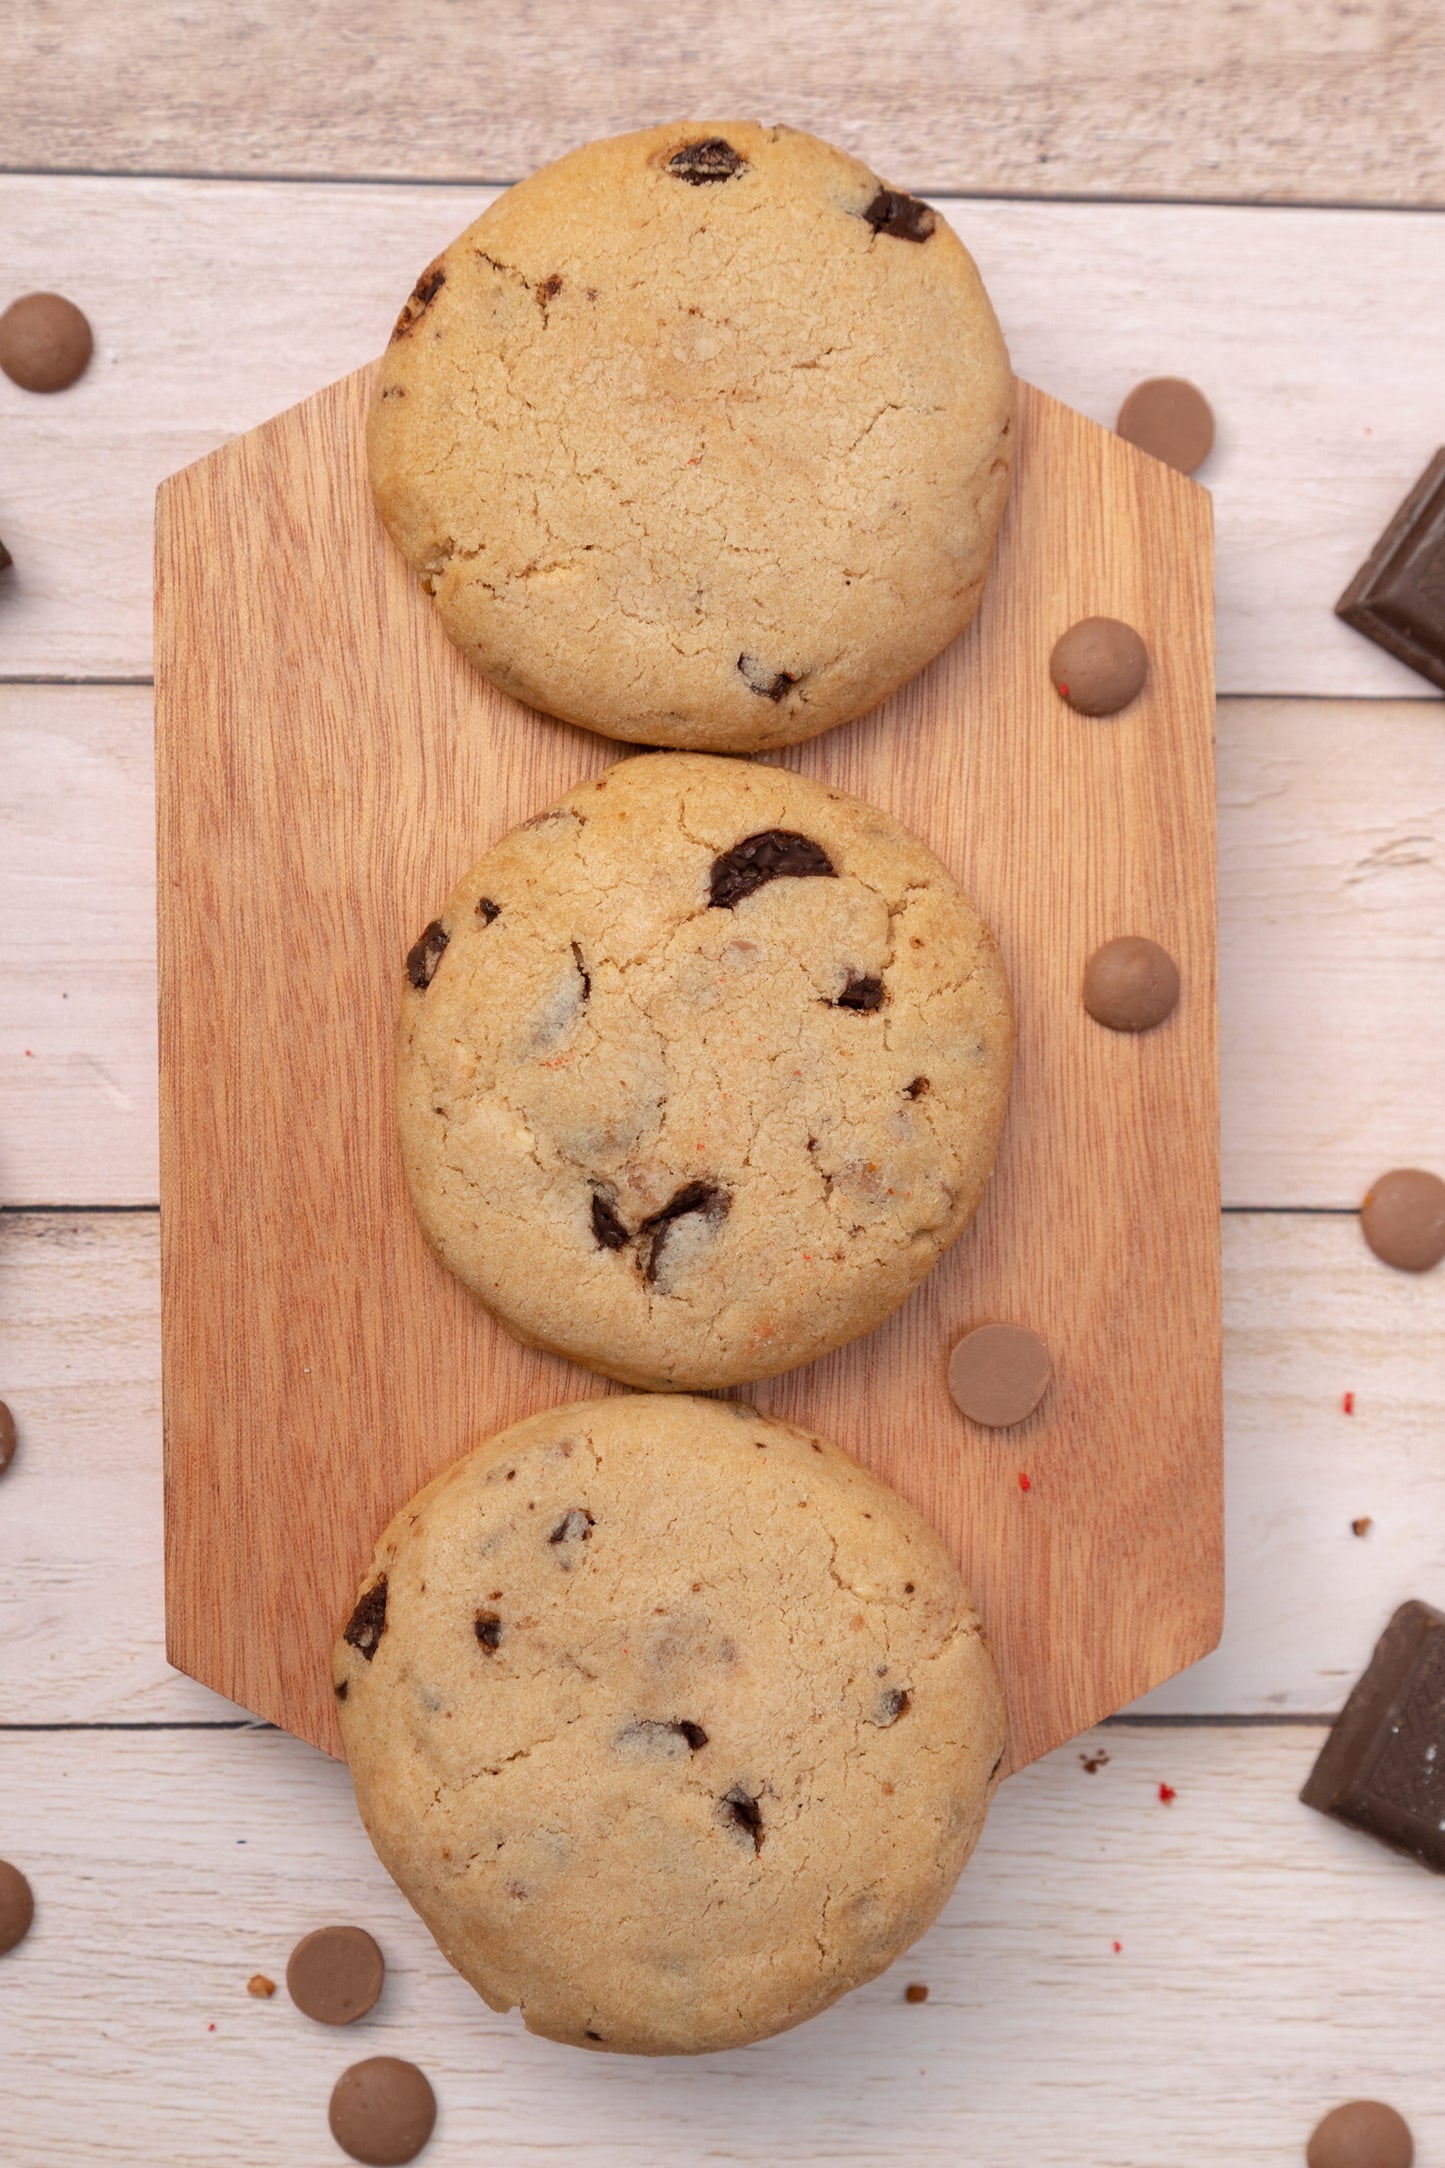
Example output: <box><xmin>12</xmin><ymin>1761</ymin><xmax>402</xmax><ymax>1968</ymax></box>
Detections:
<box><xmin>1359</xmin><ymin>1167</ymin><xmax>1445</xmax><ymax>1273</ymax></box>
<box><xmin>286</xmin><ymin>1925</ymin><xmax>385</xmax><ymax>2026</ymax></box>
<box><xmin>0</xmin><ymin>1860</ymin><xmax>34</xmax><ymax>1955</ymax></box>
<box><xmin>0</xmin><ymin>293</ymin><xmax>93</xmax><ymax>392</ymax></box>
<box><xmin>1049</xmin><ymin>617</ymin><xmax>1149</xmax><ymax>716</ymax></box>
<box><xmin>0</xmin><ymin>1399</ymin><xmax>16</xmax><ymax>1474</ymax></box>
<box><xmin>1306</xmin><ymin>2100</ymin><xmax>1414</xmax><ymax>2168</ymax></box>
<box><xmin>474</xmin><ymin>1611</ymin><xmax>504</xmax><ymax>1650</ymax></box>
<box><xmin>390</xmin><ymin>264</ymin><xmax>446</xmax><ymax>343</ymax></box>
<box><xmin>344</xmin><ymin>1579</ymin><xmax>388</xmax><ymax>1661</ymax></box>
<box><xmin>1300</xmin><ymin>1599</ymin><xmax>1445</xmax><ymax>1874</ymax></box>
<box><xmin>860</xmin><ymin>188</ymin><xmax>936</xmax><ymax>243</ymax></box>
<box><xmin>1083</xmin><ymin>937</ymin><xmax>1180</xmax><ymax>1033</ymax></box>
<box><xmin>666</xmin><ymin>137</ymin><xmax>748</xmax><ymax>184</ymax></box>
<box><xmin>405</xmin><ymin>920</ymin><xmax>449</xmax><ymax>990</ymax></box>
<box><xmin>328</xmin><ymin>2056</ymin><xmax>437</xmax><ymax>2166</ymax></box>
<box><xmin>948</xmin><ymin>1323</ymin><xmax>1052</xmax><ymax>1428</ymax></box>
<box><xmin>904</xmin><ymin>1982</ymin><xmax>929</xmax><ymax>2004</ymax></box>
<box><xmin>475</xmin><ymin>896</ymin><xmax>501</xmax><ymax>925</ymax></box>
<box><xmin>640</xmin><ymin>1182</ymin><xmax>729</xmax><ymax>1281</ymax></box>
<box><xmin>720</xmin><ymin>1786</ymin><xmax>764</xmax><ymax>1852</ymax></box>
<box><xmin>835</xmin><ymin>974</ymin><xmax>884</xmax><ymax>1011</ymax></box>
<box><xmin>1115</xmin><ymin>377</ymin><xmax>1215</xmax><ymax>475</ymax></box>
<box><xmin>737</xmin><ymin>654</ymin><xmax>799</xmax><ymax>701</ymax></box>
<box><xmin>591</xmin><ymin>1192</ymin><xmax>629</xmax><ymax>1250</ymax></box>
<box><xmin>709</xmin><ymin>830</ymin><xmax>836</xmax><ymax>910</ymax></box>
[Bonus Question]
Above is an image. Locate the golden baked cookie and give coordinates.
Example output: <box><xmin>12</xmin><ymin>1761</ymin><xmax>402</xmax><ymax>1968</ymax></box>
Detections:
<box><xmin>334</xmin><ymin>1394</ymin><xmax>1007</xmax><ymax>2055</ymax></box>
<box><xmin>396</xmin><ymin>753</ymin><xmax>1014</xmax><ymax>1390</ymax></box>
<box><xmin>369</xmin><ymin>120</ymin><xmax>1014</xmax><ymax>751</ymax></box>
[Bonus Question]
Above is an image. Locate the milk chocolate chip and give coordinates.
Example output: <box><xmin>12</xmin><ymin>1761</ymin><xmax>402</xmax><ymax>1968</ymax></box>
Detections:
<box><xmin>0</xmin><ymin>1860</ymin><xmax>34</xmax><ymax>1954</ymax></box>
<box><xmin>1307</xmin><ymin>2101</ymin><xmax>1414</xmax><ymax>2168</ymax></box>
<box><xmin>948</xmin><ymin>1323</ymin><xmax>1052</xmax><ymax>1428</ymax></box>
<box><xmin>0</xmin><ymin>293</ymin><xmax>93</xmax><ymax>392</ymax></box>
<box><xmin>1116</xmin><ymin>377</ymin><xmax>1215</xmax><ymax>475</ymax></box>
<box><xmin>710</xmin><ymin>831</ymin><xmax>835</xmax><ymax>909</ymax></box>
<box><xmin>405</xmin><ymin>920</ymin><xmax>449</xmax><ymax>990</ymax></box>
<box><xmin>667</xmin><ymin>138</ymin><xmax>748</xmax><ymax>184</ymax></box>
<box><xmin>286</xmin><ymin>1925</ymin><xmax>385</xmax><ymax>2026</ymax></box>
<box><xmin>1360</xmin><ymin>1168</ymin><xmax>1445</xmax><ymax>1273</ymax></box>
<box><xmin>0</xmin><ymin>1399</ymin><xmax>16</xmax><ymax>1474</ymax></box>
<box><xmin>1083</xmin><ymin>937</ymin><xmax>1181</xmax><ymax>1032</ymax></box>
<box><xmin>1049</xmin><ymin>617</ymin><xmax>1149</xmax><ymax>716</ymax></box>
<box><xmin>861</xmin><ymin>188</ymin><xmax>936</xmax><ymax>243</ymax></box>
<box><xmin>328</xmin><ymin>2057</ymin><xmax>437</xmax><ymax>2165</ymax></box>
<box><xmin>344</xmin><ymin>1580</ymin><xmax>388</xmax><ymax>1661</ymax></box>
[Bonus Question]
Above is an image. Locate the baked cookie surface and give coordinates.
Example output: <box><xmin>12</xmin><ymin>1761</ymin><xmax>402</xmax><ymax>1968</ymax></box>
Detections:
<box><xmin>335</xmin><ymin>1394</ymin><xmax>1006</xmax><ymax>2055</ymax></box>
<box><xmin>397</xmin><ymin>753</ymin><xmax>1013</xmax><ymax>1390</ymax></box>
<box><xmin>368</xmin><ymin>120</ymin><xmax>1014</xmax><ymax>751</ymax></box>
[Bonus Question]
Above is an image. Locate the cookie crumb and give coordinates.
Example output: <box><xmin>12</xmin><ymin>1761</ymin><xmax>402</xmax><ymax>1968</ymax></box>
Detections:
<box><xmin>1352</xmin><ymin>1517</ymin><xmax>1373</xmax><ymax>1538</ymax></box>
<box><xmin>904</xmin><ymin>1982</ymin><xmax>929</xmax><ymax>2003</ymax></box>
<box><xmin>247</xmin><ymin>1974</ymin><xmax>276</xmax><ymax>1998</ymax></box>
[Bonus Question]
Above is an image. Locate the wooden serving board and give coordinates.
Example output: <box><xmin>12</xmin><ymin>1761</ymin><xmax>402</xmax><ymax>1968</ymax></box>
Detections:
<box><xmin>156</xmin><ymin>367</ymin><xmax>1220</xmax><ymax>1771</ymax></box>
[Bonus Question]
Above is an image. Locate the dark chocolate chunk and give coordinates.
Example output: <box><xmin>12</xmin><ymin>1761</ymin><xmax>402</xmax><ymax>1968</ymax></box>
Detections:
<box><xmin>344</xmin><ymin>1579</ymin><xmax>388</xmax><ymax>1661</ymax></box>
<box><xmin>640</xmin><ymin>1182</ymin><xmax>729</xmax><ymax>1282</ymax></box>
<box><xmin>710</xmin><ymin>830</ymin><xmax>836</xmax><ymax>909</ymax></box>
<box><xmin>585</xmin><ymin>2029</ymin><xmax>604</xmax><ymax>2041</ymax></box>
<box><xmin>737</xmin><ymin>653</ymin><xmax>800</xmax><ymax>701</ymax></box>
<box><xmin>1337</xmin><ymin>451</ymin><xmax>1445</xmax><ymax>692</ymax></box>
<box><xmin>667</xmin><ymin>137</ymin><xmax>748</xmax><ymax>184</ymax></box>
<box><xmin>475</xmin><ymin>896</ymin><xmax>501</xmax><ymax>925</ymax></box>
<box><xmin>676</xmin><ymin>1720</ymin><xmax>708</xmax><ymax>1751</ymax></box>
<box><xmin>860</xmin><ymin>188</ymin><xmax>936</xmax><ymax>243</ymax></box>
<box><xmin>591</xmin><ymin>1192</ymin><xmax>629</xmax><ymax>1250</ymax></box>
<box><xmin>549</xmin><ymin>1507</ymin><xmax>594</xmax><ymax>1546</ymax></box>
<box><xmin>872</xmin><ymin>1686</ymin><xmax>911</xmax><ymax>1726</ymax></box>
<box><xmin>390</xmin><ymin>263</ymin><xmax>445</xmax><ymax>342</ymax></box>
<box><xmin>474</xmin><ymin>1611</ymin><xmax>504</xmax><ymax>1650</ymax></box>
<box><xmin>905</xmin><ymin>1076</ymin><xmax>929</xmax><ymax>1099</ymax></box>
<box><xmin>535</xmin><ymin>273</ymin><xmax>563</xmax><ymax>312</ymax></box>
<box><xmin>836</xmin><ymin>974</ymin><xmax>883</xmax><ymax>1011</ymax></box>
<box><xmin>1301</xmin><ymin>1598</ymin><xmax>1445</xmax><ymax>1872</ymax></box>
<box><xmin>571</xmin><ymin>939</ymin><xmax>591</xmax><ymax>1001</ymax></box>
<box><xmin>721</xmin><ymin>1784</ymin><xmax>763</xmax><ymax>1852</ymax></box>
<box><xmin>405</xmin><ymin>919</ymin><xmax>449</xmax><ymax>990</ymax></box>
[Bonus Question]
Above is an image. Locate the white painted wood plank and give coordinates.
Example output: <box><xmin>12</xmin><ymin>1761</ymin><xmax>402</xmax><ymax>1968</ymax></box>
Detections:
<box><xmin>0</xmin><ymin>1722</ymin><xmax>1439</xmax><ymax>2165</ymax></box>
<box><xmin>6</xmin><ymin>0</ymin><xmax>1444</xmax><ymax>208</ymax></box>
<box><xmin>3</xmin><ymin>1211</ymin><xmax>1439</xmax><ymax>1726</ymax></box>
<box><xmin>6</xmin><ymin>687</ymin><xmax>1441</xmax><ymax>1210</ymax></box>
<box><xmin>2</xmin><ymin>176</ymin><xmax>1444</xmax><ymax>697</ymax></box>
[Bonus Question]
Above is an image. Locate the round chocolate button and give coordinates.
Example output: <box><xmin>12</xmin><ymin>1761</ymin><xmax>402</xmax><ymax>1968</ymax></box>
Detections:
<box><xmin>0</xmin><ymin>1859</ymin><xmax>35</xmax><ymax>1955</ymax></box>
<box><xmin>1083</xmin><ymin>937</ymin><xmax>1181</xmax><ymax>1033</ymax></box>
<box><xmin>0</xmin><ymin>1399</ymin><xmax>16</xmax><ymax>1474</ymax></box>
<box><xmin>1049</xmin><ymin>617</ymin><xmax>1149</xmax><ymax>716</ymax></box>
<box><xmin>287</xmin><ymin>1924</ymin><xmax>384</xmax><ymax>2025</ymax></box>
<box><xmin>1307</xmin><ymin>2099</ymin><xmax>1414</xmax><ymax>2168</ymax></box>
<box><xmin>948</xmin><ymin>1323</ymin><xmax>1052</xmax><ymax>1428</ymax></box>
<box><xmin>0</xmin><ymin>293</ymin><xmax>93</xmax><ymax>393</ymax></box>
<box><xmin>1359</xmin><ymin>1168</ymin><xmax>1445</xmax><ymax>1273</ymax></box>
<box><xmin>1116</xmin><ymin>377</ymin><xmax>1214</xmax><ymax>475</ymax></box>
<box><xmin>329</xmin><ymin>2058</ymin><xmax>437</xmax><ymax>2165</ymax></box>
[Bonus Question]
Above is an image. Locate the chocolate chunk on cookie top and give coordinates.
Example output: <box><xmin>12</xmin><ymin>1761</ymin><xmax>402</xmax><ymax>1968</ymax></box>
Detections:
<box><xmin>368</xmin><ymin>121</ymin><xmax>1014</xmax><ymax>752</ymax></box>
<box><xmin>396</xmin><ymin>754</ymin><xmax>1013</xmax><ymax>1390</ymax></box>
<box><xmin>335</xmin><ymin>1395</ymin><xmax>1006</xmax><ymax>2056</ymax></box>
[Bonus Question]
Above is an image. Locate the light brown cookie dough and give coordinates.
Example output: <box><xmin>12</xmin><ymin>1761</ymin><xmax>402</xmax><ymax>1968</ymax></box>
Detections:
<box><xmin>368</xmin><ymin>121</ymin><xmax>1014</xmax><ymax>751</ymax></box>
<box><xmin>397</xmin><ymin>753</ymin><xmax>1013</xmax><ymax>1390</ymax></box>
<box><xmin>335</xmin><ymin>1395</ymin><xmax>1006</xmax><ymax>2056</ymax></box>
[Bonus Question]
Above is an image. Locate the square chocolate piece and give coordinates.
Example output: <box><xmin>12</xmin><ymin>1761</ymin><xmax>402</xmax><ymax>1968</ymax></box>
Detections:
<box><xmin>1302</xmin><ymin>1598</ymin><xmax>1445</xmax><ymax>1872</ymax></box>
<box><xmin>1336</xmin><ymin>450</ymin><xmax>1445</xmax><ymax>691</ymax></box>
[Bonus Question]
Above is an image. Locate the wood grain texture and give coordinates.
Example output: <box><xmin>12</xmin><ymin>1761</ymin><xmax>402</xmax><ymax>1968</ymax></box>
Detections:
<box><xmin>5</xmin><ymin>0</ymin><xmax>1445</xmax><ymax>207</ymax></box>
<box><xmin>4</xmin><ymin>175</ymin><xmax>1445</xmax><ymax>698</ymax></box>
<box><xmin>154</xmin><ymin>368</ymin><xmax>1220</xmax><ymax>1770</ymax></box>
<box><xmin>6</xmin><ymin>688</ymin><xmax>1443</xmax><ymax>1212</ymax></box>
<box><xmin>1</xmin><ymin>1722</ymin><xmax>1441</xmax><ymax>2166</ymax></box>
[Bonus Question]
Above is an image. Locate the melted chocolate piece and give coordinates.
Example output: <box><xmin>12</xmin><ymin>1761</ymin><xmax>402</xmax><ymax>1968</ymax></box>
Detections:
<box><xmin>861</xmin><ymin>188</ymin><xmax>936</xmax><ymax>243</ymax></box>
<box><xmin>549</xmin><ymin>1508</ymin><xmax>594</xmax><ymax>1546</ymax></box>
<box><xmin>476</xmin><ymin>896</ymin><xmax>501</xmax><ymax>925</ymax></box>
<box><xmin>709</xmin><ymin>830</ymin><xmax>836</xmax><ymax>910</ymax></box>
<box><xmin>676</xmin><ymin>1720</ymin><xmax>709</xmax><ymax>1751</ymax></box>
<box><xmin>344</xmin><ymin>1579</ymin><xmax>388</xmax><ymax>1661</ymax></box>
<box><xmin>616</xmin><ymin>1717</ymin><xmax>709</xmax><ymax>1757</ymax></box>
<box><xmin>836</xmin><ymin>974</ymin><xmax>883</xmax><ymax>1011</ymax></box>
<box><xmin>535</xmin><ymin>274</ymin><xmax>563</xmax><ymax>312</ymax></box>
<box><xmin>390</xmin><ymin>264</ymin><xmax>445</xmax><ymax>342</ymax></box>
<box><xmin>1302</xmin><ymin>1599</ymin><xmax>1445</xmax><ymax>1872</ymax></box>
<box><xmin>667</xmin><ymin>138</ymin><xmax>748</xmax><ymax>184</ymax></box>
<box><xmin>591</xmin><ymin>1192</ymin><xmax>629</xmax><ymax>1250</ymax></box>
<box><xmin>721</xmin><ymin>1785</ymin><xmax>763</xmax><ymax>1852</ymax></box>
<box><xmin>474</xmin><ymin>1611</ymin><xmax>504</xmax><ymax>1650</ymax></box>
<box><xmin>405</xmin><ymin>919</ymin><xmax>449</xmax><ymax>990</ymax></box>
<box><xmin>737</xmin><ymin>653</ymin><xmax>799</xmax><ymax>701</ymax></box>
<box><xmin>571</xmin><ymin>939</ymin><xmax>591</xmax><ymax>1001</ymax></box>
<box><xmin>640</xmin><ymin>1182</ymin><xmax>729</xmax><ymax>1282</ymax></box>
<box><xmin>905</xmin><ymin>1076</ymin><xmax>929</xmax><ymax>1099</ymax></box>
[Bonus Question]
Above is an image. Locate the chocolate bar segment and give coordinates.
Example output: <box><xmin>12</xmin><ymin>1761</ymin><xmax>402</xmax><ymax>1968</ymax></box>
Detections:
<box><xmin>1336</xmin><ymin>450</ymin><xmax>1445</xmax><ymax>692</ymax></box>
<box><xmin>1301</xmin><ymin>1598</ymin><xmax>1445</xmax><ymax>1872</ymax></box>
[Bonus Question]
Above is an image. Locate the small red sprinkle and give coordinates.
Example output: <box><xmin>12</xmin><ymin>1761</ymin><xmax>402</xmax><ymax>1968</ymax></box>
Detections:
<box><xmin>1158</xmin><ymin>1782</ymin><xmax>1176</xmax><ymax>1805</ymax></box>
<box><xmin>1059</xmin><ymin>682</ymin><xmax>1070</xmax><ymax>698</ymax></box>
<box><xmin>1018</xmin><ymin>1473</ymin><xmax>1032</xmax><ymax>1492</ymax></box>
<box><xmin>24</xmin><ymin>1050</ymin><xmax>34</xmax><ymax>1058</ymax></box>
<box><xmin>1112</xmin><ymin>1940</ymin><xmax>1122</xmax><ymax>1954</ymax></box>
<box><xmin>207</xmin><ymin>2022</ymin><xmax>216</xmax><ymax>2032</ymax></box>
<box><xmin>1342</xmin><ymin>1392</ymin><xmax>1355</xmax><ymax>1415</ymax></box>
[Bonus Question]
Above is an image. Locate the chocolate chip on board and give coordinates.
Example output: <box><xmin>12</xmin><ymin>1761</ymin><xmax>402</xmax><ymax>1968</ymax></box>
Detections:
<box><xmin>1082</xmin><ymin>936</ymin><xmax>1181</xmax><ymax>1033</ymax></box>
<box><xmin>709</xmin><ymin>830</ymin><xmax>836</xmax><ymax>909</ymax></box>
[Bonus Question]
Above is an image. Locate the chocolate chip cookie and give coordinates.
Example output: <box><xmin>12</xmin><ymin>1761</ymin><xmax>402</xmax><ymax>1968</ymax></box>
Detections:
<box><xmin>334</xmin><ymin>1394</ymin><xmax>1006</xmax><ymax>2055</ymax></box>
<box><xmin>397</xmin><ymin>753</ymin><xmax>1013</xmax><ymax>1389</ymax></box>
<box><xmin>368</xmin><ymin>121</ymin><xmax>1014</xmax><ymax>751</ymax></box>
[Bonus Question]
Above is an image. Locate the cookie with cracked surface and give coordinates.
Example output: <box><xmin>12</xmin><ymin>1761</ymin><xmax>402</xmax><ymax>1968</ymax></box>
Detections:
<box><xmin>396</xmin><ymin>752</ymin><xmax>1013</xmax><ymax>1390</ymax></box>
<box><xmin>335</xmin><ymin>1393</ymin><xmax>1006</xmax><ymax>2055</ymax></box>
<box><xmin>368</xmin><ymin>120</ymin><xmax>1014</xmax><ymax>752</ymax></box>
